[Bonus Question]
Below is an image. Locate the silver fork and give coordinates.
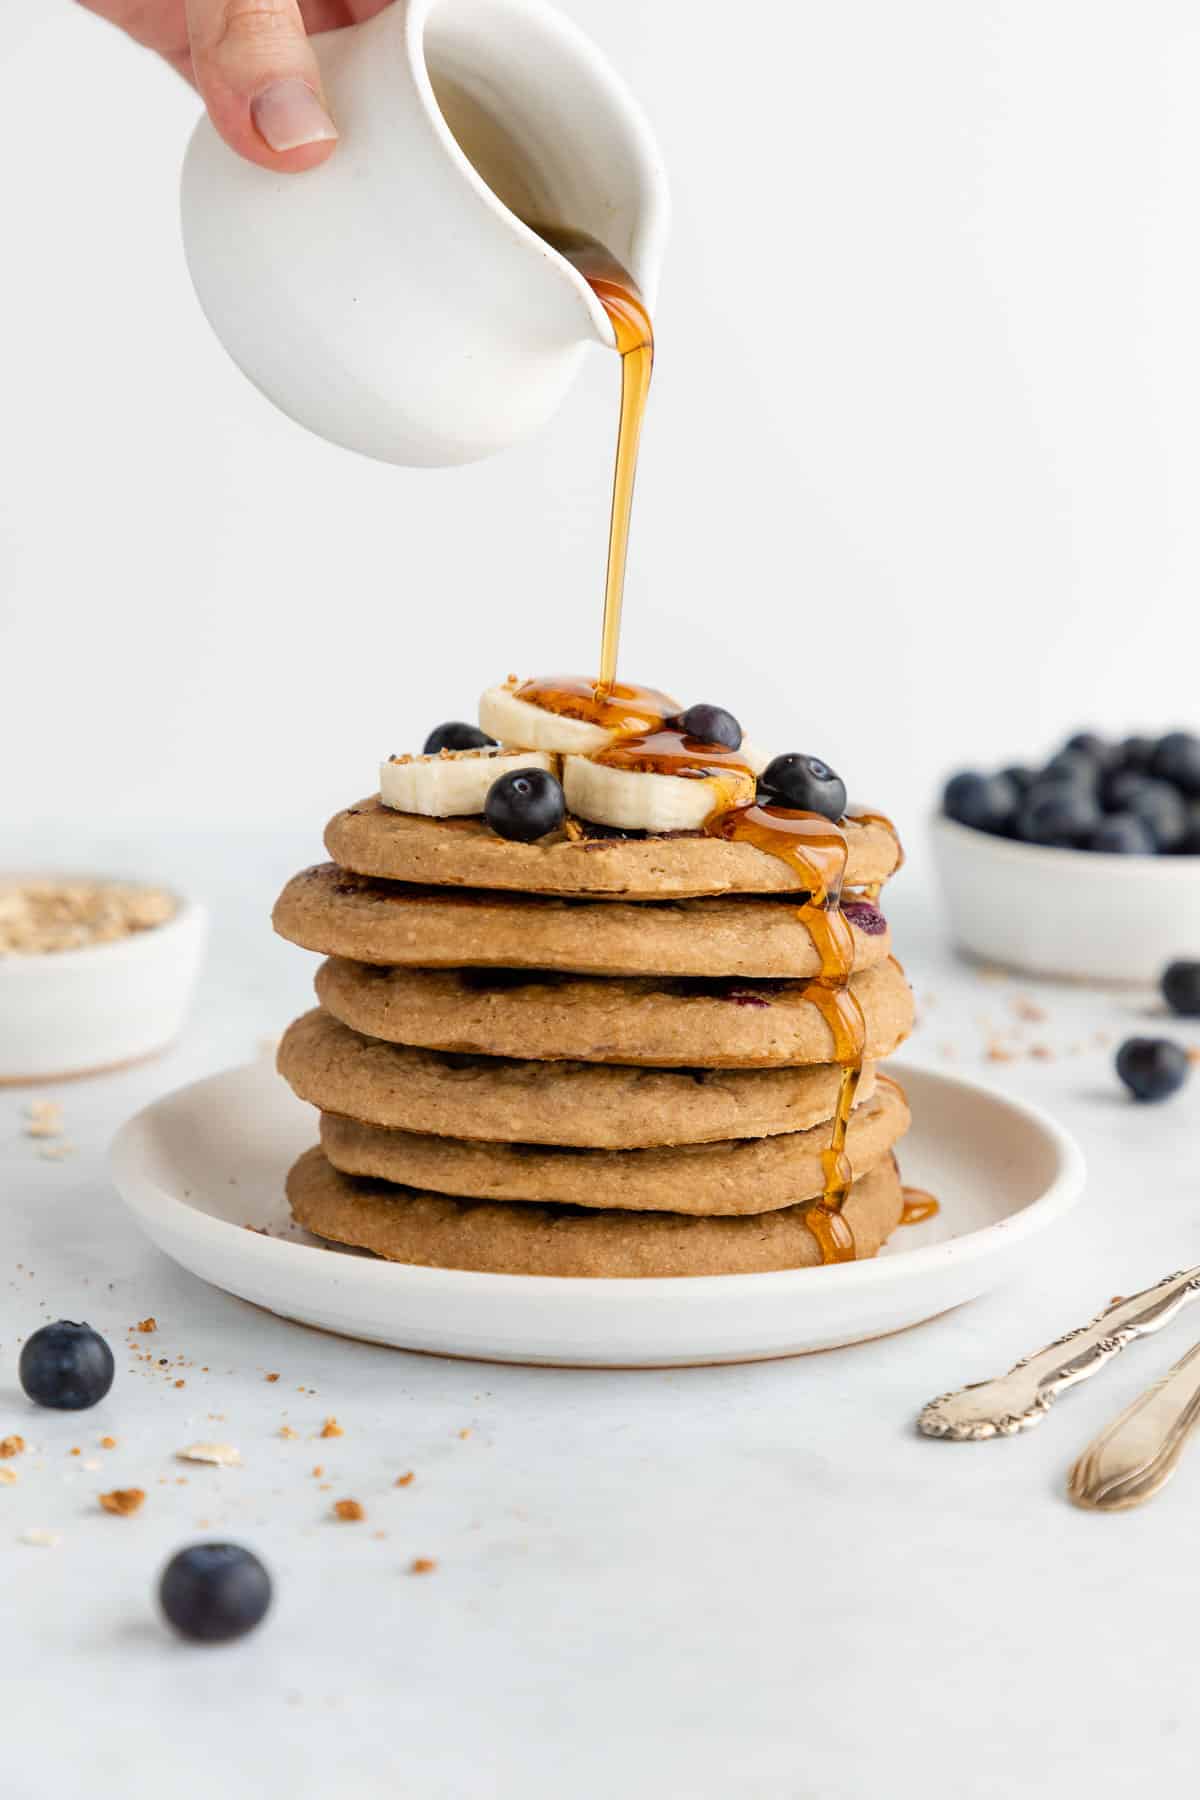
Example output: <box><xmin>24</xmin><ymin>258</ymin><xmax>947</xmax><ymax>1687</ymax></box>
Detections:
<box><xmin>918</xmin><ymin>1267</ymin><xmax>1200</xmax><ymax>1441</ymax></box>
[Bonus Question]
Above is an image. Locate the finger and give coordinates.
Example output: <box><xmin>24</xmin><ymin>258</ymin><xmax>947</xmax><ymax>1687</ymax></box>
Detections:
<box><xmin>186</xmin><ymin>0</ymin><xmax>339</xmax><ymax>172</ymax></box>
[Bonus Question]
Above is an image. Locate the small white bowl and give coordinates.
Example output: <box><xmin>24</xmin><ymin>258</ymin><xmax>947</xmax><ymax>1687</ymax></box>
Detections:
<box><xmin>0</xmin><ymin>887</ymin><xmax>208</xmax><ymax>1084</ymax></box>
<box><xmin>930</xmin><ymin>815</ymin><xmax>1200</xmax><ymax>983</ymax></box>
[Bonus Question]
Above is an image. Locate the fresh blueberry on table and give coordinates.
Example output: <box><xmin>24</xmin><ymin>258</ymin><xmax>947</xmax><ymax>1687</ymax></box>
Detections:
<box><xmin>671</xmin><ymin>703</ymin><xmax>743</xmax><ymax>750</ymax></box>
<box><xmin>1115</xmin><ymin>1037</ymin><xmax>1190</xmax><ymax>1103</ymax></box>
<box><xmin>159</xmin><ymin>1544</ymin><xmax>272</xmax><ymax>1644</ymax></box>
<box><xmin>942</xmin><ymin>771</ymin><xmax>1018</xmax><ymax>835</ymax></box>
<box><xmin>484</xmin><ymin>768</ymin><xmax>566</xmax><ymax>841</ymax></box>
<box><xmin>422</xmin><ymin>721</ymin><xmax>497</xmax><ymax>754</ymax></box>
<box><xmin>758</xmin><ymin>754</ymin><xmax>847</xmax><ymax>822</ymax></box>
<box><xmin>1089</xmin><ymin>813</ymin><xmax>1156</xmax><ymax>855</ymax></box>
<box><xmin>18</xmin><ymin>1321</ymin><xmax>114</xmax><ymax>1410</ymax></box>
<box><xmin>1162</xmin><ymin>961</ymin><xmax>1200</xmax><ymax>1019</ymax></box>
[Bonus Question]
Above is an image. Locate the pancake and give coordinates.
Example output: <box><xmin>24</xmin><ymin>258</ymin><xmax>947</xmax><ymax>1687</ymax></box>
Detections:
<box><xmin>324</xmin><ymin>796</ymin><xmax>902</xmax><ymax>900</ymax></box>
<box><xmin>287</xmin><ymin>1146</ymin><xmax>905</xmax><ymax>1277</ymax></box>
<box><xmin>273</xmin><ymin>863</ymin><xmax>893</xmax><ymax>979</ymax></box>
<box><xmin>277</xmin><ymin>1007</ymin><xmax>882</xmax><ymax>1148</ymax></box>
<box><xmin>314</xmin><ymin>954</ymin><xmax>914</xmax><ymax>1069</ymax></box>
<box><xmin>319</xmin><ymin>1077</ymin><xmax>910</xmax><ymax>1215</ymax></box>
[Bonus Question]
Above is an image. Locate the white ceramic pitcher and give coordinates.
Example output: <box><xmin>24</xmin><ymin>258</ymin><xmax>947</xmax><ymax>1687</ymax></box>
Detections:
<box><xmin>180</xmin><ymin>0</ymin><xmax>669</xmax><ymax>467</ymax></box>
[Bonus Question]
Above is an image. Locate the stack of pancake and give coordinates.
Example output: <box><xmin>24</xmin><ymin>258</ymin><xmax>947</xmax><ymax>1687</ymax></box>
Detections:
<box><xmin>273</xmin><ymin>795</ymin><xmax>913</xmax><ymax>1277</ymax></box>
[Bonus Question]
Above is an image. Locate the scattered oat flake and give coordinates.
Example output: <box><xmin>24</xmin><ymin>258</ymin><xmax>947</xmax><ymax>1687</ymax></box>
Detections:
<box><xmin>69</xmin><ymin>1447</ymin><xmax>80</xmax><ymax>1457</ymax></box>
<box><xmin>312</xmin><ymin>1465</ymin><xmax>324</xmax><ymax>1478</ymax></box>
<box><xmin>178</xmin><ymin>1443</ymin><xmax>241</xmax><ymax>1467</ymax></box>
<box><xmin>0</xmin><ymin>1468</ymin><xmax>16</xmax><ymax>1487</ymax></box>
<box><xmin>136</xmin><ymin>1318</ymin><xmax>157</xmax><ymax>1333</ymax></box>
<box><xmin>457</xmin><ymin>1429</ymin><xmax>471</xmax><ymax>1440</ymax></box>
<box><xmin>279</xmin><ymin>1426</ymin><xmax>298</xmax><ymax>1440</ymax></box>
<box><xmin>25</xmin><ymin>1100</ymin><xmax>64</xmax><ymax>1139</ymax></box>
<box><xmin>265</xmin><ymin>1373</ymin><xmax>280</xmax><ymax>1383</ymax></box>
<box><xmin>0</xmin><ymin>1436</ymin><xmax>26</xmax><ymax>1460</ymax></box>
<box><xmin>320</xmin><ymin>1417</ymin><xmax>343</xmax><ymax>1439</ymax></box>
<box><xmin>21</xmin><ymin>1528</ymin><xmax>60</xmax><ymax>1548</ymax></box>
<box><xmin>986</xmin><ymin>1043</ymin><xmax>1016</xmax><ymax>1063</ymax></box>
<box><xmin>99</xmin><ymin>1488</ymin><xmax>145</xmax><ymax>1517</ymax></box>
<box><xmin>395</xmin><ymin>1472</ymin><xmax>414</xmax><ymax>1488</ymax></box>
<box><xmin>174</xmin><ymin>1380</ymin><xmax>186</xmax><ymax>1389</ymax></box>
<box><xmin>410</xmin><ymin>1557</ymin><xmax>436</xmax><ymax>1575</ymax></box>
<box><xmin>334</xmin><ymin>1498</ymin><xmax>364</xmax><ymax>1522</ymax></box>
<box><xmin>100</xmin><ymin>1436</ymin><xmax>117</xmax><ymax>1450</ymax></box>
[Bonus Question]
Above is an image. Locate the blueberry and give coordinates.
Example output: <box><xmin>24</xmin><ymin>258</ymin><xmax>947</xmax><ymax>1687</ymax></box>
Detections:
<box><xmin>1063</xmin><ymin>731</ymin><xmax>1117</xmax><ymax>769</ymax></box>
<box><xmin>422</xmin><ymin>722</ymin><xmax>497</xmax><ymax>754</ymax></box>
<box><xmin>1175</xmin><ymin>801</ymin><xmax>1200</xmax><ymax>855</ymax></box>
<box><xmin>1115</xmin><ymin>1037</ymin><xmax>1190</xmax><ymax>1103</ymax></box>
<box><xmin>1000</xmin><ymin>765</ymin><xmax>1038</xmax><ymax>797</ymax></box>
<box><xmin>1089</xmin><ymin>813</ymin><xmax>1155</xmax><ymax>854</ymax></box>
<box><xmin>671</xmin><ymin>704</ymin><xmax>742</xmax><ymax>750</ymax></box>
<box><xmin>1107</xmin><ymin>776</ymin><xmax>1187</xmax><ymax>850</ymax></box>
<box><xmin>18</xmin><ymin>1320</ymin><xmax>114</xmax><ymax>1411</ymax></box>
<box><xmin>1151</xmin><ymin>731</ymin><xmax>1200</xmax><ymax>797</ymax></box>
<box><xmin>1015</xmin><ymin>785</ymin><xmax>1100</xmax><ymax>847</ymax></box>
<box><xmin>159</xmin><ymin>1544</ymin><xmax>272</xmax><ymax>1644</ymax></box>
<box><xmin>842</xmin><ymin>900</ymin><xmax>887</xmax><ymax>935</ymax></box>
<box><xmin>484</xmin><ymin>768</ymin><xmax>566</xmax><ymax>841</ymax></box>
<box><xmin>941</xmin><ymin>771</ymin><xmax>1018</xmax><ymax>835</ymax></box>
<box><xmin>1118</xmin><ymin>733</ymin><xmax>1156</xmax><ymax>774</ymax></box>
<box><xmin>1162</xmin><ymin>961</ymin><xmax>1200</xmax><ymax>1018</ymax></box>
<box><xmin>1040</xmin><ymin>749</ymin><xmax>1099</xmax><ymax>791</ymax></box>
<box><xmin>759</xmin><ymin>754</ymin><xmax>847</xmax><ymax>822</ymax></box>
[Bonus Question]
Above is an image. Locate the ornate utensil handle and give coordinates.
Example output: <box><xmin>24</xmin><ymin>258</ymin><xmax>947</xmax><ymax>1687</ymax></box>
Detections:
<box><xmin>918</xmin><ymin>1267</ymin><xmax>1200</xmax><ymax>1441</ymax></box>
<box><xmin>1068</xmin><ymin>1338</ymin><xmax>1200</xmax><ymax>1510</ymax></box>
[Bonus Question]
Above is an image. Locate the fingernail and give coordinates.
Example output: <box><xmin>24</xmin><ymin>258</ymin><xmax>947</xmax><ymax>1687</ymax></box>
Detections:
<box><xmin>251</xmin><ymin>79</ymin><xmax>338</xmax><ymax>153</ymax></box>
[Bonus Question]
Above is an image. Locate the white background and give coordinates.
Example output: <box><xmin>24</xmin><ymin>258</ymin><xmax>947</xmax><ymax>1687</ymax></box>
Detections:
<box><xmin>5</xmin><ymin>2</ymin><xmax>1200</xmax><ymax>848</ymax></box>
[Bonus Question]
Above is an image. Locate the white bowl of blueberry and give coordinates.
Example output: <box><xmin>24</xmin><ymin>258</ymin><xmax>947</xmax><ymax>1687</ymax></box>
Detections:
<box><xmin>931</xmin><ymin>730</ymin><xmax>1200</xmax><ymax>982</ymax></box>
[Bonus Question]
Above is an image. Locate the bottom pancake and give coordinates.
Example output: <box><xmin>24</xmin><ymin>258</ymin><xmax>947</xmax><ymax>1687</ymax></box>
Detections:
<box><xmin>286</xmin><ymin>1146</ymin><xmax>904</xmax><ymax>1278</ymax></box>
<box><xmin>318</xmin><ymin>1077</ymin><xmax>910</xmax><ymax>1215</ymax></box>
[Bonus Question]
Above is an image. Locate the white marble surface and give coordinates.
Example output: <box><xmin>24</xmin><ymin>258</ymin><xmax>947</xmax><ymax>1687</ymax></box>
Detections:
<box><xmin>4</xmin><ymin>829</ymin><xmax>1200</xmax><ymax>1799</ymax></box>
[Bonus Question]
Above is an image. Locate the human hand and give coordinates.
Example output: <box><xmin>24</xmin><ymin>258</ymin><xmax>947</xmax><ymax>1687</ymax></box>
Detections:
<box><xmin>80</xmin><ymin>0</ymin><xmax>395</xmax><ymax>172</ymax></box>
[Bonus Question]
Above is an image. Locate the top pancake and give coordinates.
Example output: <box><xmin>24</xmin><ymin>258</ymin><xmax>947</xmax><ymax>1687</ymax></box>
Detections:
<box><xmin>325</xmin><ymin>797</ymin><xmax>902</xmax><ymax>901</ymax></box>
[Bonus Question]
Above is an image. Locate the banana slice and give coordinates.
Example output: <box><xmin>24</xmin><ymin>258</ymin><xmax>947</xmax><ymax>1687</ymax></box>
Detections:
<box><xmin>563</xmin><ymin>755</ymin><xmax>755</xmax><ymax>832</ymax></box>
<box><xmin>479</xmin><ymin>684</ymin><xmax>616</xmax><ymax>753</ymax></box>
<box><xmin>380</xmin><ymin>748</ymin><xmax>558</xmax><ymax>818</ymax></box>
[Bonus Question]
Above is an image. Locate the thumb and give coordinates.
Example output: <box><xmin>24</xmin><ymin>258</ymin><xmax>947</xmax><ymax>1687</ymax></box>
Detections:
<box><xmin>186</xmin><ymin>0</ymin><xmax>338</xmax><ymax>172</ymax></box>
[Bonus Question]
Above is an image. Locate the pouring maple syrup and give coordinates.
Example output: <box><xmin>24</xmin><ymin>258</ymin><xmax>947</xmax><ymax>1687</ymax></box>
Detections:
<box><xmin>531</xmin><ymin>228</ymin><xmax>653</xmax><ymax>696</ymax></box>
<box><xmin>522</xmin><ymin>227</ymin><xmax>907</xmax><ymax>1264</ymax></box>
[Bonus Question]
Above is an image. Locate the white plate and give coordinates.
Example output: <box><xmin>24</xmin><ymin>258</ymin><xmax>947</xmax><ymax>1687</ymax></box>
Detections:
<box><xmin>109</xmin><ymin>1059</ymin><xmax>1086</xmax><ymax>1367</ymax></box>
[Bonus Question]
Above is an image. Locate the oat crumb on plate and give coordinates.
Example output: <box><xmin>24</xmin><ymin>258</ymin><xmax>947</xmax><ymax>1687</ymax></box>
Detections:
<box><xmin>279</xmin><ymin>1426</ymin><xmax>298</xmax><ymax>1441</ymax></box>
<box><xmin>100</xmin><ymin>1436</ymin><xmax>117</xmax><ymax>1450</ymax></box>
<box><xmin>0</xmin><ymin>1468</ymin><xmax>16</xmax><ymax>1487</ymax></box>
<box><xmin>395</xmin><ymin>1472</ymin><xmax>414</xmax><ymax>1488</ymax></box>
<box><xmin>99</xmin><ymin>1488</ymin><xmax>145</xmax><ymax>1516</ymax></box>
<box><xmin>0</xmin><ymin>1435</ymin><xmax>26</xmax><ymax>1460</ymax></box>
<box><xmin>333</xmin><ymin>1498</ymin><xmax>364</xmax><ymax>1522</ymax></box>
<box><xmin>410</xmin><ymin>1557</ymin><xmax>436</xmax><ymax>1575</ymax></box>
<box><xmin>136</xmin><ymin>1318</ymin><xmax>157</xmax><ymax>1333</ymax></box>
<box><xmin>320</xmin><ymin>1417</ymin><xmax>343</xmax><ymax>1439</ymax></box>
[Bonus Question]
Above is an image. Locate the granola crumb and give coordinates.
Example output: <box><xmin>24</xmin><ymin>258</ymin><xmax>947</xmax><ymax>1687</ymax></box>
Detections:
<box><xmin>410</xmin><ymin>1557</ymin><xmax>436</xmax><ymax>1575</ymax></box>
<box><xmin>333</xmin><ymin>1498</ymin><xmax>364</xmax><ymax>1522</ymax></box>
<box><xmin>279</xmin><ymin>1426</ymin><xmax>298</xmax><ymax>1441</ymax></box>
<box><xmin>985</xmin><ymin>1041</ymin><xmax>1016</xmax><ymax>1063</ymax></box>
<box><xmin>136</xmin><ymin>1318</ymin><xmax>157</xmax><ymax>1333</ymax></box>
<box><xmin>177</xmin><ymin>1442</ymin><xmax>241</xmax><ymax>1467</ymax></box>
<box><xmin>100</xmin><ymin>1436</ymin><xmax>117</xmax><ymax>1450</ymax></box>
<box><xmin>174</xmin><ymin>1379</ymin><xmax>186</xmax><ymax>1389</ymax></box>
<box><xmin>395</xmin><ymin>1472</ymin><xmax>414</xmax><ymax>1488</ymax></box>
<box><xmin>265</xmin><ymin>1373</ymin><xmax>280</xmax><ymax>1383</ymax></box>
<box><xmin>320</xmin><ymin>1417</ymin><xmax>343</xmax><ymax>1439</ymax></box>
<box><xmin>0</xmin><ymin>1436</ymin><xmax>26</xmax><ymax>1460</ymax></box>
<box><xmin>25</xmin><ymin>1100</ymin><xmax>64</xmax><ymax>1139</ymax></box>
<box><xmin>99</xmin><ymin>1487</ymin><xmax>146</xmax><ymax>1517</ymax></box>
<box><xmin>69</xmin><ymin>1447</ymin><xmax>80</xmax><ymax>1457</ymax></box>
<box><xmin>0</xmin><ymin>1467</ymin><xmax>16</xmax><ymax>1487</ymax></box>
<box><xmin>311</xmin><ymin>1465</ymin><xmax>324</xmax><ymax>1478</ymax></box>
<box><xmin>457</xmin><ymin>1429</ymin><xmax>471</xmax><ymax>1440</ymax></box>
